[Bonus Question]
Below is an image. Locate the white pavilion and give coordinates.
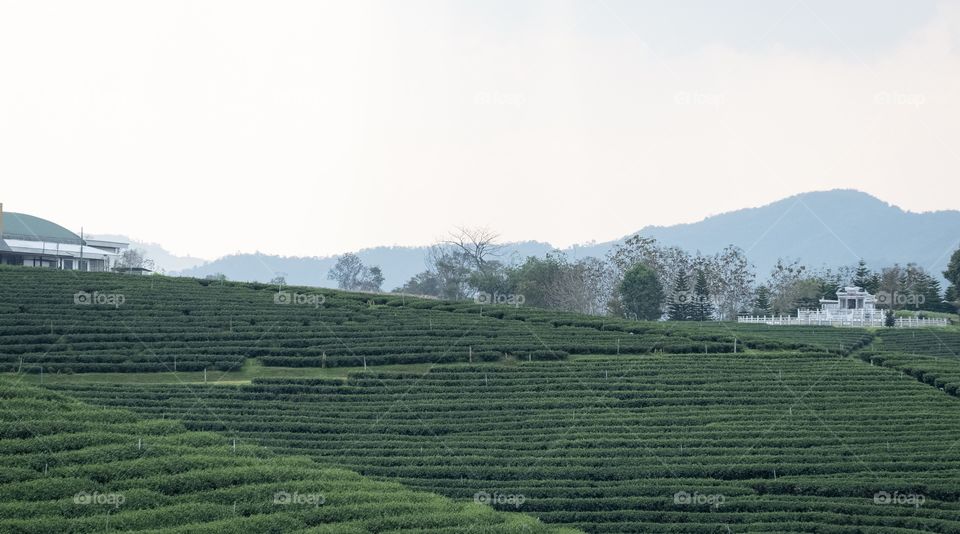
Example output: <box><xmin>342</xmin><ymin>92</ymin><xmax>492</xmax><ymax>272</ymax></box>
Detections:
<box><xmin>739</xmin><ymin>286</ymin><xmax>949</xmax><ymax>328</ymax></box>
<box><xmin>796</xmin><ymin>286</ymin><xmax>885</xmax><ymax>326</ymax></box>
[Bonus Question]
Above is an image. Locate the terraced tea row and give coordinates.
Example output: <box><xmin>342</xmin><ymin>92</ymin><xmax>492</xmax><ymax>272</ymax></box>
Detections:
<box><xmin>55</xmin><ymin>353</ymin><xmax>960</xmax><ymax>533</ymax></box>
<box><xmin>0</xmin><ymin>267</ymin><xmax>865</xmax><ymax>374</ymax></box>
<box><xmin>0</xmin><ymin>378</ymin><xmax>573</xmax><ymax>533</ymax></box>
<box><xmin>854</xmin><ymin>329</ymin><xmax>960</xmax><ymax>397</ymax></box>
<box><xmin>875</xmin><ymin>329</ymin><xmax>960</xmax><ymax>359</ymax></box>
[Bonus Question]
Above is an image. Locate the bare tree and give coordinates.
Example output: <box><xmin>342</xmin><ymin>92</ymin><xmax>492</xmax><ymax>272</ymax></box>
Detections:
<box><xmin>707</xmin><ymin>246</ymin><xmax>755</xmax><ymax>320</ymax></box>
<box><xmin>444</xmin><ymin>226</ymin><xmax>503</xmax><ymax>271</ymax></box>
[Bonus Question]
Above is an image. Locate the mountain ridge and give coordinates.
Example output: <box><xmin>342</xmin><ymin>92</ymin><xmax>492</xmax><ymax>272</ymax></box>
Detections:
<box><xmin>117</xmin><ymin>189</ymin><xmax>958</xmax><ymax>288</ymax></box>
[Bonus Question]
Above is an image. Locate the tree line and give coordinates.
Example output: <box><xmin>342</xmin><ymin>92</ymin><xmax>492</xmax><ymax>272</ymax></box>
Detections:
<box><xmin>325</xmin><ymin>227</ymin><xmax>960</xmax><ymax>321</ymax></box>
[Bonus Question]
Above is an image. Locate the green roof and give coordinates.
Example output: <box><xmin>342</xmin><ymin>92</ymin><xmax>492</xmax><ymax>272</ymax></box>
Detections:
<box><xmin>1</xmin><ymin>212</ymin><xmax>83</xmax><ymax>245</ymax></box>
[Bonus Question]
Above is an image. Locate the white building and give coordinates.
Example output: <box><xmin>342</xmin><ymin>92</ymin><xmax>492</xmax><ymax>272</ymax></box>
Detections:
<box><xmin>739</xmin><ymin>286</ymin><xmax>949</xmax><ymax>327</ymax></box>
<box><xmin>0</xmin><ymin>204</ymin><xmax>128</xmax><ymax>272</ymax></box>
<box><xmin>796</xmin><ymin>286</ymin><xmax>886</xmax><ymax>326</ymax></box>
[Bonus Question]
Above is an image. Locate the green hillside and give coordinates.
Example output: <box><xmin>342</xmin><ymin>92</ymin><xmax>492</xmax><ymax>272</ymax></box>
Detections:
<box><xmin>2</xmin><ymin>266</ymin><xmax>959</xmax><ymax>533</ymax></box>
<box><xmin>54</xmin><ymin>353</ymin><xmax>960</xmax><ymax>533</ymax></box>
<box><xmin>0</xmin><ymin>378</ymin><xmax>574</xmax><ymax>533</ymax></box>
<box><xmin>0</xmin><ymin>267</ymin><xmax>869</xmax><ymax>376</ymax></box>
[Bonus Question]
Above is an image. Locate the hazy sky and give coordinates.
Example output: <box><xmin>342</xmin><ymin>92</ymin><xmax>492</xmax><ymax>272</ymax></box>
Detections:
<box><xmin>1</xmin><ymin>0</ymin><xmax>957</xmax><ymax>259</ymax></box>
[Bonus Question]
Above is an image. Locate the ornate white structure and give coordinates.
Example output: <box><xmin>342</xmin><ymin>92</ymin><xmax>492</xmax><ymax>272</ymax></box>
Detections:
<box><xmin>739</xmin><ymin>286</ymin><xmax>950</xmax><ymax>328</ymax></box>
<box><xmin>798</xmin><ymin>286</ymin><xmax>885</xmax><ymax>326</ymax></box>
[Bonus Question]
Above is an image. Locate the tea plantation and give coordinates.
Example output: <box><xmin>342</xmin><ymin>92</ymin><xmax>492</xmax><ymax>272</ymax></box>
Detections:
<box><xmin>2</xmin><ymin>266</ymin><xmax>959</xmax><ymax>533</ymax></box>
<box><xmin>0</xmin><ymin>379</ymin><xmax>571</xmax><ymax>533</ymax></box>
<box><xmin>55</xmin><ymin>353</ymin><xmax>960</xmax><ymax>533</ymax></box>
<box><xmin>858</xmin><ymin>329</ymin><xmax>960</xmax><ymax>396</ymax></box>
<box><xmin>0</xmin><ymin>267</ymin><xmax>868</xmax><ymax>374</ymax></box>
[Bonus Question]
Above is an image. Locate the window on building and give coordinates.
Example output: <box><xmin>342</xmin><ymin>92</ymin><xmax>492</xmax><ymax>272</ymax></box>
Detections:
<box><xmin>63</xmin><ymin>259</ymin><xmax>73</xmax><ymax>270</ymax></box>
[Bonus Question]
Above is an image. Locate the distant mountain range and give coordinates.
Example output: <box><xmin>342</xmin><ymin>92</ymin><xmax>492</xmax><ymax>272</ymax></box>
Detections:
<box><xmin>569</xmin><ymin>189</ymin><xmax>960</xmax><ymax>281</ymax></box>
<box><xmin>113</xmin><ymin>190</ymin><xmax>960</xmax><ymax>288</ymax></box>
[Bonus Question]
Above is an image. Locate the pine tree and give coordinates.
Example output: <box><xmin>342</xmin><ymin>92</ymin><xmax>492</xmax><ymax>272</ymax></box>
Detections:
<box><xmin>914</xmin><ymin>271</ymin><xmax>944</xmax><ymax>312</ymax></box>
<box><xmin>753</xmin><ymin>286</ymin><xmax>772</xmax><ymax>315</ymax></box>
<box><xmin>852</xmin><ymin>259</ymin><xmax>877</xmax><ymax>292</ymax></box>
<box><xmin>691</xmin><ymin>269</ymin><xmax>715</xmax><ymax>321</ymax></box>
<box><xmin>945</xmin><ymin>285</ymin><xmax>959</xmax><ymax>314</ymax></box>
<box><xmin>884</xmin><ymin>309</ymin><xmax>896</xmax><ymax>327</ymax></box>
<box><xmin>895</xmin><ymin>270</ymin><xmax>910</xmax><ymax>311</ymax></box>
<box><xmin>668</xmin><ymin>271</ymin><xmax>692</xmax><ymax>321</ymax></box>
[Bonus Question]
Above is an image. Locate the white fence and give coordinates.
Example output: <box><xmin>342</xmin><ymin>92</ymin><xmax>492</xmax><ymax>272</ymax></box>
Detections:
<box><xmin>893</xmin><ymin>316</ymin><xmax>951</xmax><ymax>328</ymax></box>
<box><xmin>737</xmin><ymin>314</ymin><xmax>951</xmax><ymax>328</ymax></box>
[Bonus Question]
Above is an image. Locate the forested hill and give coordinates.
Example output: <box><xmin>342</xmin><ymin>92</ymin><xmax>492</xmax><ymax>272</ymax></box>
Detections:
<box><xmin>174</xmin><ymin>190</ymin><xmax>960</xmax><ymax>288</ymax></box>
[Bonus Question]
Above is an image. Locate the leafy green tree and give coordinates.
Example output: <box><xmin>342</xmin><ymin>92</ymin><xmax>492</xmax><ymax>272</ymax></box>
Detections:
<box><xmin>944</xmin><ymin>248</ymin><xmax>960</xmax><ymax>312</ymax></box>
<box><xmin>468</xmin><ymin>260</ymin><xmax>511</xmax><ymax>299</ymax></box>
<box><xmin>668</xmin><ymin>271</ymin><xmax>692</xmax><ymax>321</ymax></box>
<box><xmin>395</xmin><ymin>271</ymin><xmax>442</xmax><ymax>296</ymax></box>
<box><xmin>946</xmin><ymin>284</ymin><xmax>959</xmax><ymax>313</ymax></box>
<box><xmin>945</xmin><ymin>248</ymin><xmax>960</xmax><ymax>287</ymax></box>
<box><xmin>328</xmin><ymin>253</ymin><xmax>365</xmax><ymax>290</ymax></box>
<box><xmin>508</xmin><ymin>255</ymin><xmax>566</xmax><ymax>308</ymax></box>
<box><xmin>817</xmin><ymin>270</ymin><xmax>842</xmax><ymax>300</ymax></box>
<box><xmin>691</xmin><ymin>269</ymin><xmax>715</xmax><ymax>321</ymax></box>
<box><xmin>427</xmin><ymin>246</ymin><xmax>474</xmax><ymax>300</ymax></box>
<box><xmin>618</xmin><ymin>263</ymin><xmax>663</xmax><ymax>321</ymax></box>
<box><xmin>328</xmin><ymin>253</ymin><xmax>384</xmax><ymax>292</ymax></box>
<box><xmin>767</xmin><ymin>259</ymin><xmax>821</xmax><ymax>314</ymax></box>
<box><xmin>359</xmin><ymin>266</ymin><xmax>385</xmax><ymax>292</ymax></box>
<box><xmin>793</xmin><ymin>278</ymin><xmax>824</xmax><ymax>310</ymax></box>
